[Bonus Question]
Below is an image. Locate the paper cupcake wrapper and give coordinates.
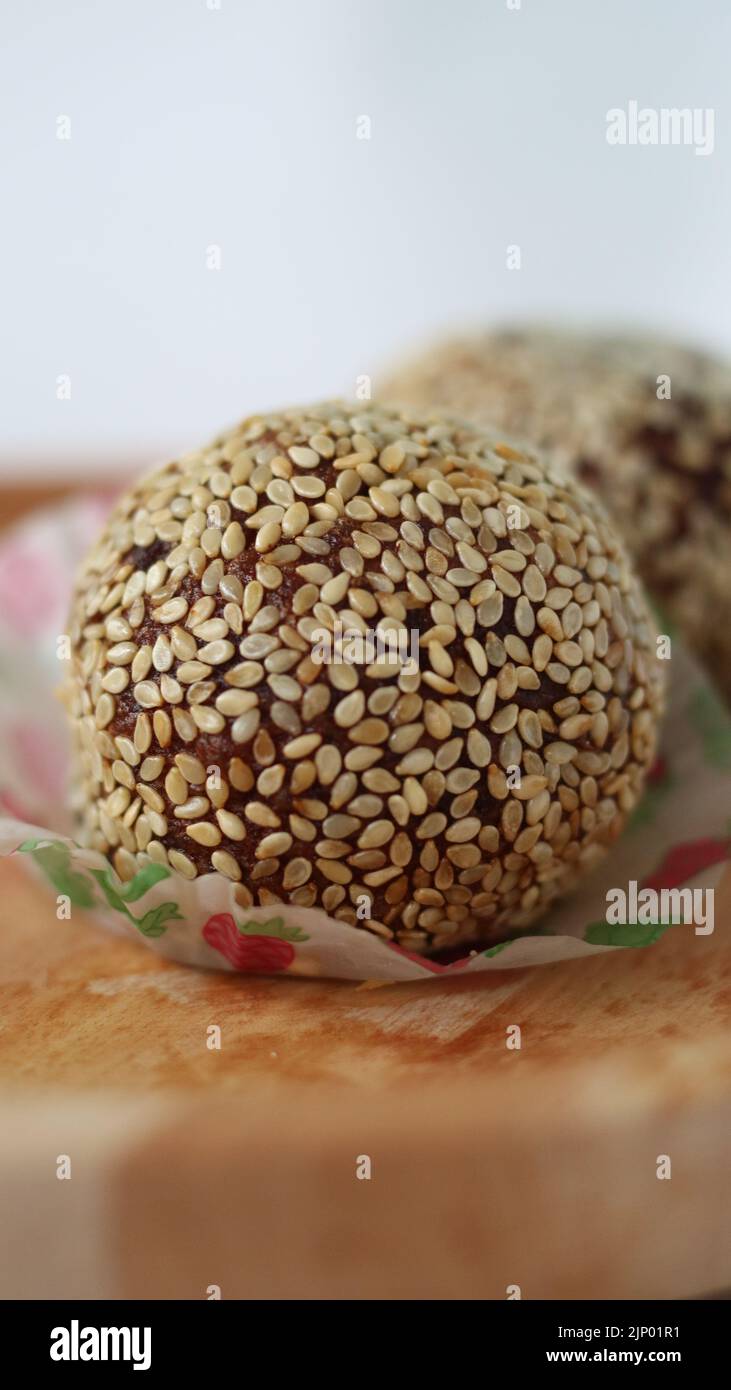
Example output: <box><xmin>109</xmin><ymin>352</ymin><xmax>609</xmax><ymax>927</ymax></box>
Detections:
<box><xmin>0</xmin><ymin>496</ymin><xmax>729</xmax><ymax>981</ymax></box>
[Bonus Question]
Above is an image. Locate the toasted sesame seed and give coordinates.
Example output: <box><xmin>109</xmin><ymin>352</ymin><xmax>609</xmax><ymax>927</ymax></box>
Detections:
<box><xmin>254</xmin><ymin>520</ymin><xmax>281</xmax><ymax>553</ymax></box>
<box><xmin>242</xmin><ymin>581</ymin><xmax>264</xmax><ymax>621</ymax></box>
<box><xmin>101</xmin><ymin>667</ymin><xmax>130</xmax><ymax>694</ymax></box>
<box><xmin>168</xmin><ymin>849</ymin><xmax>199</xmax><ymax>880</ymax></box>
<box><xmin>215</xmin><ymin>689</ymin><xmax>258</xmax><ymax>716</ymax></box>
<box><xmin>192</xmin><ymin>619</ymin><xmax>230</xmax><ymax>642</ymax></box>
<box><xmin>292</xmin><ymin>475</ymin><xmax>326</xmax><ymax>498</ymax></box>
<box><xmin>174</xmin><ymin>797</ymin><xmax>211</xmax><ymax>820</ymax></box>
<box><xmin>282</xmin><ymin>858</ymin><xmax>312</xmax><ymax>889</ymax></box>
<box><xmin>164</xmin><ymin>768</ymin><xmax>188</xmax><ymax>804</ymax></box>
<box><xmin>245</xmin><ymin>802</ymin><xmax>280</xmax><ymax>829</ymax></box>
<box><xmin>191</xmin><ymin>705</ymin><xmax>225</xmax><ymax>734</ymax></box>
<box><xmin>424</xmin><ymin>701</ymin><xmax>452</xmax><ymax>740</ymax></box>
<box><xmin>107</xmin><ymin>642</ymin><xmax>137</xmax><ymax>666</ymax></box>
<box><xmin>545</xmin><ymin>741</ymin><xmax>578</xmax><ymax>765</ymax></box>
<box><xmin>229</xmin><ymin>709</ymin><xmax>260</xmax><ymax>743</ymax></box>
<box><xmin>220</xmin><ymin>521</ymin><xmax>245</xmax><ymax>560</ymax></box>
<box><xmin>417</xmin><ymin>812</ymin><xmax>447</xmax><ymax>839</ymax></box>
<box><xmin>314</xmin><ymin>744</ymin><xmax>341</xmax><ymax>785</ymax></box>
<box><xmin>281</xmin><ymin>501</ymin><xmax>309</xmax><ymax>537</ymax></box>
<box><xmin>187</xmin><ymin>822</ymin><xmax>221</xmax><ymax>847</ymax></box>
<box><xmin>231</xmin><ymin>484</ymin><xmax>257</xmax><ymax>513</ymax></box>
<box><xmin>282</xmin><ymin>732</ymin><xmax>322</xmax><ymax>757</ymax></box>
<box><xmin>354</xmin><ymin>819</ymin><xmax>393</xmax><ymax>851</ymax></box>
<box><xmin>154</xmin><ymin>597</ymin><xmax>189</xmax><ymax>624</ymax></box>
<box><xmin>114</xmin><ymin>736</ymin><xmax>140</xmax><ymax>767</ymax></box>
<box><xmin>196</xmin><ymin>639</ymin><xmax>234</xmax><ymax>665</ymax></box>
<box><xmin>209</xmin><ymin>849</ymin><xmax>241</xmax><ymax>881</ymax></box>
<box><xmin>317</xmin><ymin>858</ymin><xmax>352</xmax><ymax>885</ymax></box>
<box><xmin>94</xmin><ymin>693</ymin><xmax>116</xmax><ymax>729</ymax></box>
<box><xmin>268</xmin><ymin>673</ymin><xmax>301</xmax><ymax>702</ymax></box>
<box><xmin>289</xmin><ymin>445</ymin><xmax>320</xmax><ymax>469</ymax></box>
<box><xmin>334</xmin><ymin>690</ymin><xmax>365</xmax><ymax>728</ymax></box>
<box><xmin>228</xmin><ymin>757</ymin><xmax>254</xmax><ymax>792</ymax></box>
<box><xmin>257</xmin><ymin>831</ymin><xmax>293</xmax><ymax>859</ymax></box>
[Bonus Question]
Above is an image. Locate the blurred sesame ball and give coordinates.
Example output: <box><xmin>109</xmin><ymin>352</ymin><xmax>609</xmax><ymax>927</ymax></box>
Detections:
<box><xmin>382</xmin><ymin>327</ymin><xmax>731</xmax><ymax>698</ymax></box>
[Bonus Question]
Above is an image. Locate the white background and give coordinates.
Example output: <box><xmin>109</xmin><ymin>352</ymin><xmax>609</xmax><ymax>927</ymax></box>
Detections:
<box><xmin>1</xmin><ymin>0</ymin><xmax>729</xmax><ymax>476</ymax></box>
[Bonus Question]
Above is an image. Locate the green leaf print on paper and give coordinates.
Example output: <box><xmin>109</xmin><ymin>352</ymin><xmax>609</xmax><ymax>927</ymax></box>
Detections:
<box><xmin>90</xmin><ymin>863</ymin><xmax>169</xmax><ymax>910</ymax></box>
<box><xmin>237</xmin><ymin>915</ymin><xmax>309</xmax><ymax>943</ymax></box>
<box><xmin>18</xmin><ymin>838</ymin><xmax>182</xmax><ymax>939</ymax></box>
<box><xmin>135</xmin><ymin>903</ymin><xmax>184</xmax><ymax>938</ymax></box>
<box><xmin>90</xmin><ymin>865</ymin><xmax>183</xmax><ymax>936</ymax></box>
<box><xmin>584</xmin><ymin>920</ymin><xmax>672</xmax><ymax>948</ymax></box>
<box><xmin>482</xmin><ymin>940</ymin><xmax>511</xmax><ymax>958</ymax></box>
<box><xmin>19</xmin><ymin>838</ymin><xmax>96</xmax><ymax>907</ymax></box>
<box><xmin>110</xmin><ymin>861</ymin><xmax>172</xmax><ymax>902</ymax></box>
<box><xmin>688</xmin><ymin>686</ymin><xmax>731</xmax><ymax>769</ymax></box>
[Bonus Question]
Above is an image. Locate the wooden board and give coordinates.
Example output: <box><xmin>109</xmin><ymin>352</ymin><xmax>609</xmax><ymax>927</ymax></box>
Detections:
<box><xmin>2</xmin><ymin>854</ymin><xmax>730</xmax><ymax>1300</ymax></box>
<box><xmin>1</xmin><ymin>484</ymin><xmax>730</xmax><ymax>1300</ymax></box>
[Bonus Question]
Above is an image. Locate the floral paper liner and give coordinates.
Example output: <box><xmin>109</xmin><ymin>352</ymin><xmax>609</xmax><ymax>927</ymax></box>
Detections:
<box><xmin>0</xmin><ymin>497</ymin><xmax>729</xmax><ymax>981</ymax></box>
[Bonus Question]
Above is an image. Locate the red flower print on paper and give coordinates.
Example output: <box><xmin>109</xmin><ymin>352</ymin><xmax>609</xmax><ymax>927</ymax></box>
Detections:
<box><xmin>202</xmin><ymin>912</ymin><xmax>302</xmax><ymax>973</ymax></box>
<box><xmin>641</xmin><ymin>836</ymin><xmax>730</xmax><ymax>893</ymax></box>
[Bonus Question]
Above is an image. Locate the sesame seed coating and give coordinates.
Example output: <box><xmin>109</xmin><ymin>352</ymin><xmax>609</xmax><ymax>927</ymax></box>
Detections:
<box><xmin>382</xmin><ymin>327</ymin><xmax>731</xmax><ymax>698</ymax></box>
<box><xmin>65</xmin><ymin>399</ymin><xmax>664</xmax><ymax>954</ymax></box>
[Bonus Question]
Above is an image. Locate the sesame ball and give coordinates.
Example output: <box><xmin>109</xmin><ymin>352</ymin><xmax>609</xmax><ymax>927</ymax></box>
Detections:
<box><xmin>383</xmin><ymin>327</ymin><xmax>731</xmax><ymax>697</ymax></box>
<box><xmin>66</xmin><ymin>401</ymin><xmax>664</xmax><ymax>956</ymax></box>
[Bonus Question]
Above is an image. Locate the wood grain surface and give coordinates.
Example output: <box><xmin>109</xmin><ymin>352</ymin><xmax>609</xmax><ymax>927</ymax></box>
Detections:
<box><xmin>1</xmin><ymin>482</ymin><xmax>730</xmax><ymax>1301</ymax></box>
<box><xmin>2</xmin><ymin>851</ymin><xmax>730</xmax><ymax>1300</ymax></box>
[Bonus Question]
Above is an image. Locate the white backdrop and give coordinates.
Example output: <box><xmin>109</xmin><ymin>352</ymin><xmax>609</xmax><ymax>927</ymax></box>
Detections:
<box><xmin>1</xmin><ymin>0</ymin><xmax>729</xmax><ymax>475</ymax></box>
